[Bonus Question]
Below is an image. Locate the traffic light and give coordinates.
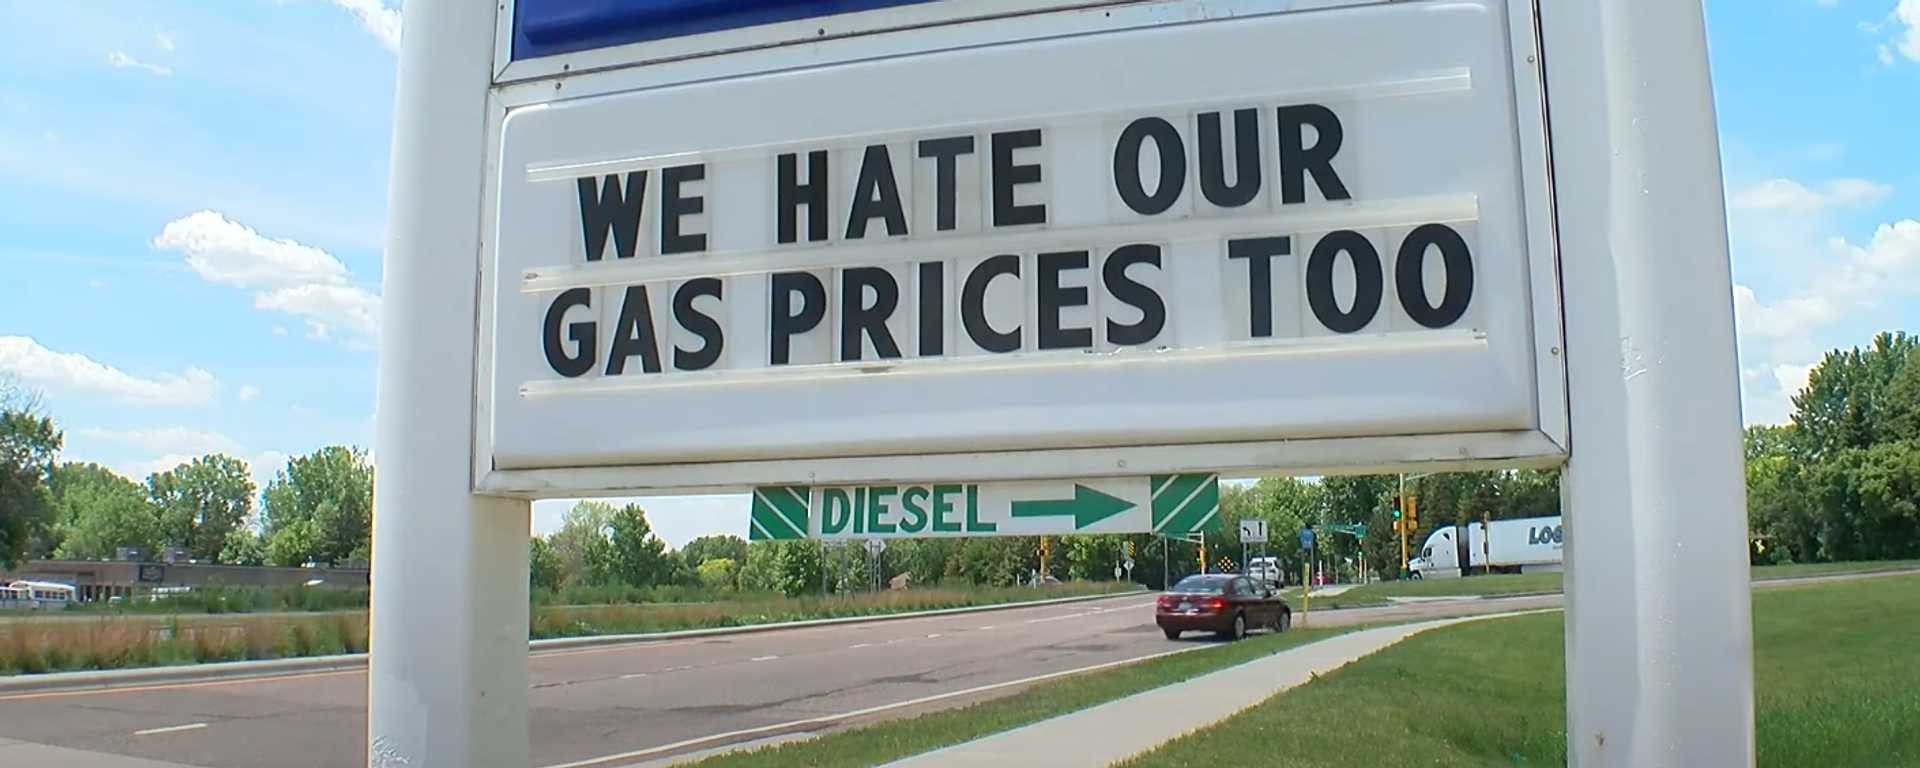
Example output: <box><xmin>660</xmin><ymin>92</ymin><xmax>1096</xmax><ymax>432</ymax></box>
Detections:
<box><xmin>1391</xmin><ymin>492</ymin><xmax>1404</xmax><ymax>520</ymax></box>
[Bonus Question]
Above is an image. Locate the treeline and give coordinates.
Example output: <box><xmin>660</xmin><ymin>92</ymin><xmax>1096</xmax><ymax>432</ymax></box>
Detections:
<box><xmin>0</xmin><ymin>379</ymin><xmax>374</xmax><ymax>569</ymax></box>
<box><xmin>1745</xmin><ymin>331</ymin><xmax>1920</xmax><ymax>565</ymax></box>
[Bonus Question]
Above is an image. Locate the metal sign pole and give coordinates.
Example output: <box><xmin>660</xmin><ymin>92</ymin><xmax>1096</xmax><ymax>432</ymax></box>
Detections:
<box><xmin>1545</xmin><ymin>0</ymin><xmax>1755</xmax><ymax>764</ymax></box>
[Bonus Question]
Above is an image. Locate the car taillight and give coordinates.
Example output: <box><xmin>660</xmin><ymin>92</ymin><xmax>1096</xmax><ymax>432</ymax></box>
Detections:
<box><xmin>1209</xmin><ymin>598</ymin><xmax>1225</xmax><ymax>610</ymax></box>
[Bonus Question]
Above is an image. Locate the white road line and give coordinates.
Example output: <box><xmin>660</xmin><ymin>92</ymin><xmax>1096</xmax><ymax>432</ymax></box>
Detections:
<box><xmin>620</xmin><ymin>673</ymin><xmax>649</xmax><ymax>679</ymax></box>
<box><xmin>925</xmin><ymin>633</ymin><xmax>942</xmax><ymax>638</ymax></box>
<box><xmin>848</xmin><ymin>643</ymin><xmax>872</xmax><ymax>649</ymax></box>
<box><xmin>133</xmin><ymin>723</ymin><xmax>207</xmax><ymax>736</ymax></box>
<box><xmin>750</xmin><ymin>655</ymin><xmax>779</xmax><ymax>662</ymax></box>
<box><xmin>977</xmin><ymin>626</ymin><xmax>996</xmax><ymax>631</ymax></box>
<box><xmin>535</xmin><ymin>645</ymin><xmax>1206</xmax><ymax>768</ymax></box>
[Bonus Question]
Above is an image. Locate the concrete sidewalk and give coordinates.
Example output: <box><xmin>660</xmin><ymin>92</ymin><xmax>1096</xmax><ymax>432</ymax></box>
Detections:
<box><xmin>873</xmin><ymin>614</ymin><xmax>1509</xmax><ymax>768</ymax></box>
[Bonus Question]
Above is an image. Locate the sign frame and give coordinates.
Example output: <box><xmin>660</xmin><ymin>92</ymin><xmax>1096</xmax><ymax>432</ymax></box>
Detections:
<box><xmin>369</xmin><ymin>1</ymin><xmax>1757</xmax><ymax>767</ymax></box>
<box><xmin>469</xmin><ymin>0</ymin><xmax>1573</xmax><ymax>499</ymax></box>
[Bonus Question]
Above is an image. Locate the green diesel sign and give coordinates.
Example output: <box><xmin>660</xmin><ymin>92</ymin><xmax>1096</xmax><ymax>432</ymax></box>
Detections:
<box><xmin>747</xmin><ymin>474</ymin><xmax>1221</xmax><ymax>541</ymax></box>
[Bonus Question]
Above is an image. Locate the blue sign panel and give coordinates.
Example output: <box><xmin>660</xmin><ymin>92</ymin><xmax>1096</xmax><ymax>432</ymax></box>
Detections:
<box><xmin>513</xmin><ymin>0</ymin><xmax>948</xmax><ymax>61</ymax></box>
<box><xmin>1298</xmin><ymin>527</ymin><xmax>1314</xmax><ymax>552</ymax></box>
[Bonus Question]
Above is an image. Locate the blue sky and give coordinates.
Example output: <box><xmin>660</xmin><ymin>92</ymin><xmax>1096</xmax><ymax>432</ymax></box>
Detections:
<box><xmin>1</xmin><ymin>0</ymin><xmax>1916</xmax><ymax>548</ymax></box>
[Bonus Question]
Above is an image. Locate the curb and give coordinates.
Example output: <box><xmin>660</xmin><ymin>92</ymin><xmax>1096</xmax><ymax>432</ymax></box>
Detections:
<box><xmin>0</xmin><ymin>588</ymin><xmax>1145</xmax><ymax>696</ymax></box>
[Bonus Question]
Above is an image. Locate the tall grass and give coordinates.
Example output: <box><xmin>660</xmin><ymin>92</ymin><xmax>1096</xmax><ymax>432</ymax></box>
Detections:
<box><xmin>2</xmin><ymin>581</ymin><xmax>1130</xmax><ymax>676</ymax></box>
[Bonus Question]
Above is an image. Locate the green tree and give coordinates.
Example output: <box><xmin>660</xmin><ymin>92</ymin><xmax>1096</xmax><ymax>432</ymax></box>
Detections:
<box><xmin>1791</xmin><ymin>331</ymin><xmax>1918</xmax><ymax>460</ymax></box>
<box><xmin>0</xmin><ymin>381</ymin><xmax>61</xmax><ymax>567</ymax></box>
<box><xmin>529</xmin><ymin>537</ymin><xmax>565</xmax><ymax>591</ymax></box>
<box><xmin>548</xmin><ymin>501</ymin><xmax>618</xmax><ymax>588</ymax></box>
<box><xmin>679</xmin><ymin>534</ymin><xmax>748</xmax><ymax>575</ymax></box>
<box><xmin>47</xmin><ymin>461</ymin><xmax>158</xmax><ymax>560</ymax></box>
<box><xmin>696</xmin><ymin>557</ymin><xmax>738</xmax><ymax>592</ymax></box>
<box><xmin>260</xmin><ymin>446</ymin><xmax>374</xmax><ymax>567</ymax></box>
<box><xmin>606</xmin><ymin>503</ymin><xmax>673</xmax><ymax>588</ymax></box>
<box><xmin>146</xmin><ymin>454</ymin><xmax>256</xmax><ymax>562</ymax></box>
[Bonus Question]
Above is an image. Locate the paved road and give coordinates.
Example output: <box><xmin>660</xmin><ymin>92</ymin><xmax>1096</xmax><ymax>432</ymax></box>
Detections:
<box><xmin>1</xmin><ymin>571</ymin><xmax>1902</xmax><ymax>768</ymax></box>
<box><xmin>0</xmin><ymin>591</ymin><xmax>1570</xmax><ymax>768</ymax></box>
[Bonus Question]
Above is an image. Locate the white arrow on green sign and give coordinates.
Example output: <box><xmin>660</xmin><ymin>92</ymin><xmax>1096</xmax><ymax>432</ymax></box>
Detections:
<box><xmin>747</xmin><ymin>474</ymin><xmax>1220</xmax><ymax>541</ymax></box>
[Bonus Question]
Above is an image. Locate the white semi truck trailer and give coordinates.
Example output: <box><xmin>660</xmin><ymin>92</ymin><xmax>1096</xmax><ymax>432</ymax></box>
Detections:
<box><xmin>1409</xmin><ymin>515</ymin><xmax>1563</xmax><ymax>579</ymax></box>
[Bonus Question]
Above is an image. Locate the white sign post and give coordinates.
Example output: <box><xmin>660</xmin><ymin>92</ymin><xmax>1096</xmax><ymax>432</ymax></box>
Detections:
<box><xmin>373</xmin><ymin>0</ymin><xmax>1753</xmax><ymax>766</ymax></box>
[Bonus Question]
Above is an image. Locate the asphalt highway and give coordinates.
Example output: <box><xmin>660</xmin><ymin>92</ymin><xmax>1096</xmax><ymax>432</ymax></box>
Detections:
<box><xmin>5</xmin><ymin>571</ymin><xmax>1900</xmax><ymax>768</ymax></box>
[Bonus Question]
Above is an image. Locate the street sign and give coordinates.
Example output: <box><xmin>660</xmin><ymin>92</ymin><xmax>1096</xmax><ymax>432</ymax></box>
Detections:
<box><xmin>1114</xmin><ymin>565</ymin><xmax>1124</xmax><ymax>580</ymax></box>
<box><xmin>1124</xmin><ymin>557</ymin><xmax>1136</xmax><ymax>571</ymax></box>
<box><xmin>1299</xmin><ymin>527</ymin><xmax>1315</xmax><ymax>552</ymax></box>
<box><xmin>866</xmin><ymin>538</ymin><xmax>887</xmax><ymax>556</ymax></box>
<box><xmin>1238</xmin><ymin>519</ymin><xmax>1269</xmax><ymax>544</ymax></box>
<box><xmin>748</xmin><ymin>474</ymin><xmax>1220</xmax><ymax>540</ymax></box>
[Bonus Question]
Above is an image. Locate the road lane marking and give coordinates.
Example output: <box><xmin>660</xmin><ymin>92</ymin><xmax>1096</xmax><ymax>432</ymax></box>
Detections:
<box><xmin>925</xmin><ymin>633</ymin><xmax>942</xmax><ymax>638</ymax></box>
<box><xmin>535</xmin><ymin>644</ymin><xmax>1208</xmax><ymax>768</ymax></box>
<box><xmin>977</xmin><ymin>626</ymin><xmax>995</xmax><ymax>631</ymax></box>
<box><xmin>750</xmin><ymin>656</ymin><xmax>778</xmax><ymax>662</ymax></box>
<box><xmin>133</xmin><ymin>723</ymin><xmax>207</xmax><ymax>736</ymax></box>
<box><xmin>848</xmin><ymin>643</ymin><xmax>871</xmax><ymax>649</ymax></box>
<box><xmin>620</xmin><ymin>673</ymin><xmax>648</xmax><ymax>679</ymax></box>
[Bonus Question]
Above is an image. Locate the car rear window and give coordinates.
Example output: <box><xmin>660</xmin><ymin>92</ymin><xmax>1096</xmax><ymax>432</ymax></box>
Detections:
<box><xmin>1170</xmin><ymin>576</ymin><xmax>1230</xmax><ymax>594</ymax></box>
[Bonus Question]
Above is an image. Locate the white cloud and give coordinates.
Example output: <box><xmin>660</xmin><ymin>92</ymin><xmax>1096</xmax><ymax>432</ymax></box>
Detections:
<box><xmin>155</xmin><ymin>33</ymin><xmax>175</xmax><ymax>52</ymax></box>
<box><xmin>151</xmin><ymin>211</ymin><xmax>381</xmax><ymax>347</ymax></box>
<box><xmin>327</xmin><ymin>0</ymin><xmax>403</xmax><ymax>51</ymax></box>
<box><xmin>239</xmin><ymin>385</ymin><xmax>262</xmax><ymax>402</ymax></box>
<box><xmin>1727</xmin><ymin>178</ymin><xmax>1892</xmax><ymax>213</ymax></box>
<box><xmin>0</xmin><ymin>336</ymin><xmax>218</xmax><ymax>406</ymax></box>
<box><xmin>1875</xmin><ymin>0</ymin><xmax>1920</xmax><ymax>64</ymax></box>
<box><xmin>107</xmin><ymin>51</ymin><xmax>172</xmax><ymax>76</ymax></box>
<box><xmin>78</xmin><ymin>427</ymin><xmax>246</xmax><ymax>457</ymax></box>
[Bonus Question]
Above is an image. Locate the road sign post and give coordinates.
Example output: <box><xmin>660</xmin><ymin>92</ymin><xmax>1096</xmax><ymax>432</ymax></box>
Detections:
<box><xmin>1546</xmin><ymin>0</ymin><xmax>1755</xmax><ymax>763</ymax></box>
<box><xmin>375</xmin><ymin>0</ymin><xmax>1751</xmax><ymax>764</ymax></box>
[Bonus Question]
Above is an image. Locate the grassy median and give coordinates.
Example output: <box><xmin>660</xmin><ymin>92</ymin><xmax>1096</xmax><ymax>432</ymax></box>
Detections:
<box><xmin>1117</xmin><ymin>573</ymin><xmax>1920</xmax><ymax>768</ymax></box>
<box><xmin>1280</xmin><ymin>559</ymin><xmax>1920</xmax><ymax>609</ymax></box>
<box><xmin>681</xmin><ymin>623</ymin><xmax>1366</xmax><ymax>768</ymax></box>
<box><xmin>0</xmin><ymin>582</ymin><xmax>1135</xmax><ymax>676</ymax></box>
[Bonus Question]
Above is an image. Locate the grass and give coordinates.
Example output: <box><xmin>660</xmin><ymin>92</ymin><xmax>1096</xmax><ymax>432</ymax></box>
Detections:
<box><xmin>0</xmin><ymin>582</ymin><xmax>1134</xmax><ymax>676</ymax></box>
<box><xmin>1114</xmin><ymin>573</ymin><xmax>1920</xmax><ymax>768</ymax></box>
<box><xmin>678</xmin><ymin>624</ymin><xmax>1366</xmax><ymax>768</ymax></box>
<box><xmin>1278</xmin><ymin>559</ymin><xmax>1920</xmax><ymax>609</ymax></box>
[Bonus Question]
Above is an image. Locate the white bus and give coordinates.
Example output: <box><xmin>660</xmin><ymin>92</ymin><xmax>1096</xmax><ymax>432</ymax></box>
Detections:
<box><xmin>0</xmin><ymin>580</ymin><xmax>78</xmax><ymax>610</ymax></box>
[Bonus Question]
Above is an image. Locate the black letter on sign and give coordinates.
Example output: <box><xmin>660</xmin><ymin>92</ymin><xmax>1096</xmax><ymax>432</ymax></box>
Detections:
<box><xmin>846</xmin><ymin>145</ymin><xmax>909</xmax><ymax>240</ymax></box>
<box><xmin>1198</xmin><ymin>109</ymin><xmax>1262</xmax><ymax>208</ymax></box>
<box><xmin>917</xmin><ymin>136</ymin><xmax>975</xmax><ymax>232</ymax></box>
<box><xmin>577</xmin><ymin>172</ymin><xmax>646</xmax><ymax>261</ymax></box>
<box><xmin>769</xmin><ymin>272</ymin><xmax>826</xmax><ymax>365</ymax></box>
<box><xmin>961</xmin><ymin>255</ymin><xmax>1021</xmax><ymax>353</ymax></box>
<box><xmin>1103</xmin><ymin>244</ymin><xmax>1166</xmax><ymax>347</ymax></box>
<box><xmin>1396</xmin><ymin>223</ymin><xmax>1476</xmax><ymax>328</ymax></box>
<box><xmin>543</xmin><ymin>287</ymin><xmax>597</xmax><ymax>377</ymax></box>
<box><xmin>659</xmin><ymin>164</ymin><xmax>707</xmax><ymax>255</ymax></box>
<box><xmin>1228</xmin><ymin>236</ymin><xmax>1292</xmax><ymax>339</ymax></box>
<box><xmin>777</xmin><ymin>151</ymin><xmax>829</xmax><ymax>244</ymax></box>
<box><xmin>840</xmin><ymin>267</ymin><xmax>903</xmax><ymax>361</ymax></box>
<box><xmin>1305</xmin><ymin>230</ymin><xmax>1383</xmax><ymax>334</ymax></box>
<box><xmin>1036</xmin><ymin>250</ymin><xmax>1093</xmax><ymax>350</ymax></box>
<box><xmin>989</xmin><ymin>130</ymin><xmax>1047</xmax><ymax>227</ymax></box>
<box><xmin>1112</xmin><ymin>117</ymin><xmax>1186</xmax><ymax>216</ymax></box>
<box><xmin>605</xmin><ymin>285</ymin><xmax>661</xmax><ymax>375</ymax></box>
<box><xmin>673</xmin><ymin>278</ymin><xmax>725</xmax><ymax>371</ymax></box>
<box><xmin>1276</xmin><ymin>104</ymin><xmax>1352</xmax><ymax>204</ymax></box>
<box><xmin>918</xmin><ymin>261</ymin><xmax>945</xmax><ymax>356</ymax></box>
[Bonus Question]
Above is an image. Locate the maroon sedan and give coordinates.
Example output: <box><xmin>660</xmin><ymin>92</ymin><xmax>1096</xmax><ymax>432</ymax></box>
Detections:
<box><xmin>1155</xmin><ymin>573</ymin><xmax>1293</xmax><ymax>640</ymax></box>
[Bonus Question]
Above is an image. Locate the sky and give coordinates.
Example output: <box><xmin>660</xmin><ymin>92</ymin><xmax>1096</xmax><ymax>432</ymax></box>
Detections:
<box><xmin>1</xmin><ymin>0</ymin><xmax>1916</xmax><ymax>550</ymax></box>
